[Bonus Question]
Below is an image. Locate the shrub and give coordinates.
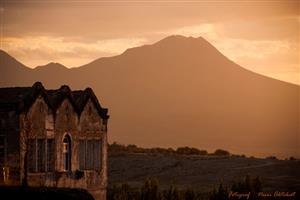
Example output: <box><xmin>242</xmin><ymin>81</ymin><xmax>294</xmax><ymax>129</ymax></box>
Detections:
<box><xmin>289</xmin><ymin>156</ymin><xmax>296</xmax><ymax>160</ymax></box>
<box><xmin>141</xmin><ymin>178</ymin><xmax>161</xmax><ymax>200</ymax></box>
<box><xmin>176</xmin><ymin>147</ymin><xmax>206</xmax><ymax>155</ymax></box>
<box><xmin>163</xmin><ymin>185</ymin><xmax>180</xmax><ymax>200</ymax></box>
<box><xmin>109</xmin><ymin>142</ymin><xmax>210</xmax><ymax>156</ymax></box>
<box><xmin>108</xmin><ymin>183</ymin><xmax>139</xmax><ymax>200</ymax></box>
<box><xmin>184</xmin><ymin>188</ymin><xmax>197</xmax><ymax>200</ymax></box>
<box><xmin>213</xmin><ymin>149</ymin><xmax>230</xmax><ymax>156</ymax></box>
<box><xmin>209</xmin><ymin>183</ymin><xmax>229</xmax><ymax>200</ymax></box>
<box><xmin>231</xmin><ymin>175</ymin><xmax>262</xmax><ymax>200</ymax></box>
<box><xmin>266</xmin><ymin>156</ymin><xmax>277</xmax><ymax>160</ymax></box>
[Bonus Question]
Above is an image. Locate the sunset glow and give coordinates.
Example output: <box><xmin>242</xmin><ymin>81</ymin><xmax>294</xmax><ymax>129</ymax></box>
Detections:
<box><xmin>0</xmin><ymin>2</ymin><xmax>299</xmax><ymax>196</ymax></box>
<box><xmin>0</xmin><ymin>1</ymin><xmax>299</xmax><ymax>84</ymax></box>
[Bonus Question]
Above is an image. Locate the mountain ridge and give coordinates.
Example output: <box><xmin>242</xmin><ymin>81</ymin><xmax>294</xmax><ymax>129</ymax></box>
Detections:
<box><xmin>0</xmin><ymin>35</ymin><xmax>299</xmax><ymax>158</ymax></box>
<box><xmin>1</xmin><ymin>35</ymin><xmax>297</xmax><ymax>87</ymax></box>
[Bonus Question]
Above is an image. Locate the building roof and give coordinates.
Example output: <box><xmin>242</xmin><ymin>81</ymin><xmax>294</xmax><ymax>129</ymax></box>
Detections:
<box><xmin>0</xmin><ymin>82</ymin><xmax>109</xmax><ymax>119</ymax></box>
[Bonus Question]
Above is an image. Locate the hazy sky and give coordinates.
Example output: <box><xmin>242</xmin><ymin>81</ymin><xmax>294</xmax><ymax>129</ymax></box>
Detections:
<box><xmin>0</xmin><ymin>0</ymin><xmax>299</xmax><ymax>85</ymax></box>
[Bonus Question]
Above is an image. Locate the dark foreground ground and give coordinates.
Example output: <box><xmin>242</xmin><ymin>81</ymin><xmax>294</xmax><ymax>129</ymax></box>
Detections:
<box><xmin>0</xmin><ymin>154</ymin><xmax>298</xmax><ymax>200</ymax></box>
<box><xmin>108</xmin><ymin>153</ymin><xmax>300</xmax><ymax>193</ymax></box>
<box><xmin>0</xmin><ymin>186</ymin><xmax>94</xmax><ymax>200</ymax></box>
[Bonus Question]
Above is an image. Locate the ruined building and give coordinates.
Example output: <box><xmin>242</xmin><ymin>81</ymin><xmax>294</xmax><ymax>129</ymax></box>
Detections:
<box><xmin>0</xmin><ymin>82</ymin><xmax>109</xmax><ymax>200</ymax></box>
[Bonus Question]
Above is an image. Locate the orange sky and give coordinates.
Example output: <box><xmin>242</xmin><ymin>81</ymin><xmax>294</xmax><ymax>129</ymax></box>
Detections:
<box><xmin>0</xmin><ymin>0</ymin><xmax>299</xmax><ymax>85</ymax></box>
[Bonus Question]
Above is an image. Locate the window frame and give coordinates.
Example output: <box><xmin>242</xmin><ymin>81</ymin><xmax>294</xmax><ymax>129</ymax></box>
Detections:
<box><xmin>78</xmin><ymin>138</ymin><xmax>102</xmax><ymax>171</ymax></box>
<box><xmin>27</xmin><ymin>138</ymin><xmax>55</xmax><ymax>173</ymax></box>
<box><xmin>62</xmin><ymin>134</ymin><xmax>72</xmax><ymax>171</ymax></box>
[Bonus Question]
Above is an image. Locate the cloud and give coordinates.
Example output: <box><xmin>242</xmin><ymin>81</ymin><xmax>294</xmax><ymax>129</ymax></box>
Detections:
<box><xmin>2</xmin><ymin>36</ymin><xmax>147</xmax><ymax>67</ymax></box>
<box><xmin>214</xmin><ymin>38</ymin><xmax>292</xmax><ymax>60</ymax></box>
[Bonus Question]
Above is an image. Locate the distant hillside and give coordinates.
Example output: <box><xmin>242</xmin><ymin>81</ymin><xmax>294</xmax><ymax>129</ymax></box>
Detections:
<box><xmin>108</xmin><ymin>153</ymin><xmax>300</xmax><ymax>193</ymax></box>
<box><xmin>0</xmin><ymin>35</ymin><xmax>299</xmax><ymax>158</ymax></box>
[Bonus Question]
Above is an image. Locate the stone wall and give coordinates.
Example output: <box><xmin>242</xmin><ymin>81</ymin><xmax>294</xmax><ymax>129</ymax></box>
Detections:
<box><xmin>17</xmin><ymin>95</ymin><xmax>108</xmax><ymax>200</ymax></box>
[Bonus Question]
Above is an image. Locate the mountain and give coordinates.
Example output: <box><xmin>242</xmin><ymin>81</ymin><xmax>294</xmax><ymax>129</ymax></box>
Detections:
<box><xmin>0</xmin><ymin>50</ymin><xmax>33</xmax><ymax>86</ymax></box>
<box><xmin>0</xmin><ymin>35</ymin><xmax>299</xmax><ymax>158</ymax></box>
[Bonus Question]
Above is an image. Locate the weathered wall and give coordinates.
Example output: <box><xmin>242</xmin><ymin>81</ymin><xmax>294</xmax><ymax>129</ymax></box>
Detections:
<box><xmin>26</xmin><ymin>96</ymin><xmax>49</xmax><ymax>138</ymax></box>
<box><xmin>21</xmin><ymin>96</ymin><xmax>108</xmax><ymax>200</ymax></box>
<box><xmin>79</xmin><ymin>99</ymin><xmax>108</xmax><ymax>199</ymax></box>
<box><xmin>19</xmin><ymin>96</ymin><xmax>54</xmax><ymax>185</ymax></box>
<box><xmin>55</xmin><ymin>99</ymin><xmax>79</xmax><ymax>171</ymax></box>
<box><xmin>2</xmin><ymin>94</ymin><xmax>108</xmax><ymax>200</ymax></box>
<box><xmin>79</xmin><ymin>99</ymin><xmax>102</xmax><ymax>134</ymax></box>
<box><xmin>0</xmin><ymin>107</ymin><xmax>20</xmax><ymax>185</ymax></box>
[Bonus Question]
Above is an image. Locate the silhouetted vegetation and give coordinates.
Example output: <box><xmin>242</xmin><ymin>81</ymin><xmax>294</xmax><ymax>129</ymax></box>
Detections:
<box><xmin>141</xmin><ymin>178</ymin><xmax>161</xmax><ymax>200</ymax></box>
<box><xmin>289</xmin><ymin>156</ymin><xmax>296</xmax><ymax>160</ymax></box>
<box><xmin>108</xmin><ymin>175</ymin><xmax>266</xmax><ymax>200</ymax></box>
<box><xmin>108</xmin><ymin>183</ymin><xmax>138</xmax><ymax>200</ymax></box>
<box><xmin>176</xmin><ymin>147</ymin><xmax>208</xmax><ymax>155</ymax></box>
<box><xmin>266</xmin><ymin>156</ymin><xmax>277</xmax><ymax>160</ymax></box>
<box><xmin>108</xmin><ymin>178</ymin><xmax>202</xmax><ymax>200</ymax></box>
<box><xmin>210</xmin><ymin>175</ymin><xmax>262</xmax><ymax>200</ymax></box>
<box><xmin>109</xmin><ymin>142</ymin><xmax>225</xmax><ymax>156</ymax></box>
<box><xmin>212</xmin><ymin>149</ymin><xmax>230</xmax><ymax>156</ymax></box>
<box><xmin>210</xmin><ymin>183</ymin><xmax>228</xmax><ymax>200</ymax></box>
<box><xmin>110</xmin><ymin>142</ymin><xmax>299</xmax><ymax>160</ymax></box>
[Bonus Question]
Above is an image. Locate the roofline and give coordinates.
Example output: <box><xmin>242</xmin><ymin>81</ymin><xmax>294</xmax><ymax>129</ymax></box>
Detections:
<box><xmin>17</xmin><ymin>82</ymin><xmax>109</xmax><ymax>119</ymax></box>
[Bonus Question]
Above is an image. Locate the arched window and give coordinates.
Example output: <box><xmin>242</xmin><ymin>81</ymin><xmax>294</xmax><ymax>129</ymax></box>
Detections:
<box><xmin>63</xmin><ymin>134</ymin><xmax>71</xmax><ymax>171</ymax></box>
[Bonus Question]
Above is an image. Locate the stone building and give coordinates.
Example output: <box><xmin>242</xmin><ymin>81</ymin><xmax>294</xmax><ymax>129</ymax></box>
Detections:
<box><xmin>0</xmin><ymin>82</ymin><xmax>109</xmax><ymax>200</ymax></box>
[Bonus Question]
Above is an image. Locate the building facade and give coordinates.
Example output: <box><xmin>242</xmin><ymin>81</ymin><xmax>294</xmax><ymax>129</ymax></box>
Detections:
<box><xmin>0</xmin><ymin>82</ymin><xmax>109</xmax><ymax>200</ymax></box>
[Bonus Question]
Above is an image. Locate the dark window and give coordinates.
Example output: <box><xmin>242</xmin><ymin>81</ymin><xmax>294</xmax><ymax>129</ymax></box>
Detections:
<box><xmin>47</xmin><ymin>139</ymin><xmax>55</xmax><ymax>172</ymax></box>
<box><xmin>37</xmin><ymin>139</ymin><xmax>45</xmax><ymax>172</ymax></box>
<box><xmin>28</xmin><ymin>138</ymin><xmax>54</xmax><ymax>173</ymax></box>
<box><xmin>0</xmin><ymin>153</ymin><xmax>3</xmax><ymax>167</ymax></box>
<box><xmin>94</xmin><ymin>140</ymin><xmax>102</xmax><ymax>169</ymax></box>
<box><xmin>79</xmin><ymin>139</ymin><xmax>102</xmax><ymax>170</ymax></box>
<box><xmin>0</xmin><ymin>135</ymin><xmax>4</xmax><ymax>147</ymax></box>
<box><xmin>27</xmin><ymin>139</ymin><xmax>36</xmax><ymax>172</ymax></box>
<box><xmin>86</xmin><ymin>140</ymin><xmax>93</xmax><ymax>170</ymax></box>
<box><xmin>79</xmin><ymin>140</ymin><xmax>86</xmax><ymax>170</ymax></box>
<box><xmin>0</xmin><ymin>136</ymin><xmax>4</xmax><ymax>166</ymax></box>
<box><xmin>63</xmin><ymin>135</ymin><xmax>71</xmax><ymax>171</ymax></box>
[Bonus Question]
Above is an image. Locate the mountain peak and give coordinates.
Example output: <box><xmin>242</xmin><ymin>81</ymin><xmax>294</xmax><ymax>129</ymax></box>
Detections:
<box><xmin>155</xmin><ymin>35</ymin><xmax>207</xmax><ymax>46</ymax></box>
<box><xmin>118</xmin><ymin>34</ymin><xmax>226</xmax><ymax>66</ymax></box>
<box><xmin>35</xmin><ymin>62</ymin><xmax>68</xmax><ymax>70</ymax></box>
<box><xmin>158</xmin><ymin>35</ymin><xmax>203</xmax><ymax>41</ymax></box>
